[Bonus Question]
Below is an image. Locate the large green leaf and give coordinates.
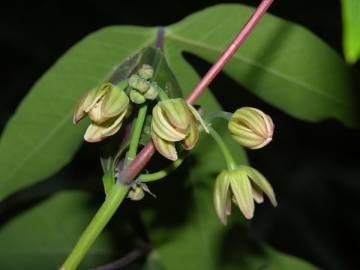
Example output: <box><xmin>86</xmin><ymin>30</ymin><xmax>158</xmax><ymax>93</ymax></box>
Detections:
<box><xmin>342</xmin><ymin>0</ymin><xmax>360</xmax><ymax>64</ymax></box>
<box><xmin>167</xmin><ymin>4</ymin><xmax>357</xmax><ymax>127</ymax></box>
<box><xmin>1</xmin><ymin>3</ymin><xmax>355</xmax><ymax>201</ymax></box>
<box><xmin>0</xmin><ymin>4</ymin><xmax>354</xmax><ymax>268</ymax></box>
<box><xmin>0</xmin><ymin>191</ymin><xmax>116</xmax><ymax>269</ymax></box>
<box><xmin>0</xmin><ymin>26</ymin><xmax>156</xmax><ymax>201</ymax></box>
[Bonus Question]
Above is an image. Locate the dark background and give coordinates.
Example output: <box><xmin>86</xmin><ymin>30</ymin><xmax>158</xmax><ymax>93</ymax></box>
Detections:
<box><xmin>1</xmin><ymin>1</ymin><xmax>360</xmax><ymax>269</ymax></box>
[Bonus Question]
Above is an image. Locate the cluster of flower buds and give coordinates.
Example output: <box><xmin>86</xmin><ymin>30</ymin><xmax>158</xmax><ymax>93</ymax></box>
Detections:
<box><xmin>228</xmin><ymin>107</ymin><xmax>274</xmax><ymax>149</ymax></box>
<box><xmin>214</xmin><ymin>166</ymin><xmax>277</xmax><ymax>224</ymax></box>
<box><xmin>151</xmin><ymin>98</ymin><xmax>209</xmax><ymax>161</ymax></box>
<box><xmin>128</xmin><ymin>64</ymin><xmax>159</xmax><ymax>104</ymax></box>
<box><xmin>73</xmin><ymin>82</ymin><xmax>130</xmax><ymax>142</ymax></box>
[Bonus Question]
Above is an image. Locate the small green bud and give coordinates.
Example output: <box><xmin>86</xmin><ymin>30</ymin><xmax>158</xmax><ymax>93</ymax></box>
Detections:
<box><xmin>213</xmin><ymin>166</ymin><xmax>277</xmax><ymax>224</ymax></box>
<box><xmin>138</xmin><ymin>64</ymin><xmax>154</xmax><ymax>80</ymax></box>
<box><xmin>128</xmin><ymin>186</ymin><xmax>145</xmax><ymax>201</ymax></box>
<box><xmin>128</xmin><ymin>74</ymin><xmax>150</xmax><ymax>93</ymax></box>
<box><xmin>73</xmin><ymin>82</ymin><xmax>130</xmax><ymax>142</ymax></box>
<box><xmin>143</xmin><ymin>83</ymin><xmax>159</xmax><ymax>100</ymax></box>
<box><xmin>228</xmin><ymin>107</ymin><xmax>274</xmax><ymax>149</ymax></box>
<box><xmin>129</xmin><ymin>89</ymin><xmax>146</xmax><ymax>104</ymax></box>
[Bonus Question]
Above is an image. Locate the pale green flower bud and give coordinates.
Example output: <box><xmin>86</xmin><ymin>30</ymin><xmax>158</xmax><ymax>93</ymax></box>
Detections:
<box><xmin>213</xmin><ymin>166</ymin><xmax>277</xmax><ymax>225</ymax></box>
<box><xmin>129</xmin><ymin>89</ymin><xmax>146</xmax><ymax>104</ymax></box>
<box><xmin>128</xmin><ymin>74</ymin><xmax>150</xmax><ymax>93</ymax></box>
<box><xmin>73</xmin><ymin>82</ymin><xmax>129</xmax><ymax>142</ymax></box>
<box><xmin>138</xmin><ymin>64</ymin><xmax>154</xmax><ymax>80</ymax></box>
<box><xmin>151</xmin><ymin>98</ymin><xmax>209</xmax><ymax>160</ymax></box>
<box><xmin>143</xmin><ymin>83</ymin><xmax>159</xmax><ymax>100</ymax></box>
<box><xmin>228</xmin><ymin>107</ymin><xmax>274</xmax><ymax>149</ymax></box>
<box><xmin>128</xmin><ymin>186</ymin><xmax>145</xmax><ymax>201</ymax></box>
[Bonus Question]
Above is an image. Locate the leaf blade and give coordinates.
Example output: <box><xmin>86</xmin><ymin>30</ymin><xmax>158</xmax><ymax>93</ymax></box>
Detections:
<box><xmin>0</xmin><ymin>26</ymin><xmax>155</xmax><ymax>200</ymax></box>
<box><xmin>167</xmin><ymin>4</ymin><xmax>358</xmax><ymax>127</ymax></box>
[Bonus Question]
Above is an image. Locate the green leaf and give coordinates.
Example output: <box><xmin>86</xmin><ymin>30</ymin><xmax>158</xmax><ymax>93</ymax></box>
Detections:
<box><xmin>1</xmin><ymin>3</ymin><xmax>356</xmax><ymax>201</ymax></box>
<box><xmin>342</xmin><ymin>0</ymin><xmax>360</xmax><ymax>64</ymax></box>
<box><xmin>166</xmin><ymin>4</ymin><xmax>358</xmax><ymax>127</ymax></box>
<box><xmin>0</xmin><ymin>26</ymin><xmax>156</xmax><ymax>201</ymax></box>
<box><xmin>0</xmin><ymin>191</ymin><xmax>115</xmax><ymax>269</ymax></box>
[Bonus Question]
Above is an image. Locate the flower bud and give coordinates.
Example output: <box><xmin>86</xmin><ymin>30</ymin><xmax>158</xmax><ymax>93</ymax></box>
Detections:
<box><xmin>143</xmin><ymin>83</ymin><xmax>159</xmax><ymax>100</ymax></box>
<box><xmin>129</xmin><ymin>89</ymin><xmax>146</xmax><ymax>104</ymax></box>
<box><xmin>138</xmin><ymin>64</ymin><xmax>154</xmax><ymax>80</ymax></box>
<box><xmin>73</xmin><ymin>82</ymin><xmax>129</xmax><ymax>142</ymax></box>
<box><xmin>128</xmin><ymin>186</ymin><xmax>145</xmax><ymax>201</ymax></box>
<box><xmin>228</xmin><ymin>107</ymin><xmax>274</xmax><ymax>149</ymax></box>
<box><xmin>151</xmin><ymin>98</ymin><xmax>208</xmax><ymax>160</ymax></box>
<box><xmin>128</xmin><ymin>74</ymin><xmax>150</xmax><ymax>93</ymax></box>
<box><xmin>213</xmin><ymin>166</ymin><xmax>276</xmax><ymax>224</ymax></box>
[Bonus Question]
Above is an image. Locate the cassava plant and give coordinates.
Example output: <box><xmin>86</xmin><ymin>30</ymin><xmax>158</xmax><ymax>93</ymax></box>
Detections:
<box><xmin>63</xmin><ymin>1</ymin><xmax>276</xmax><ymax>268</ymax></box>
<box><xmin>0</xmin><ymin>0</ymin><xmax>358</xmax><ymax>269</ymax></box>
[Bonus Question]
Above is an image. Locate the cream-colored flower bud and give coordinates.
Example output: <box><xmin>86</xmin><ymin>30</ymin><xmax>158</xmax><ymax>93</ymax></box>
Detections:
<box><xmin>228</xmin><ymin>107</ymin><xmax>274</xmax><ymax>149</ymax></box>
<box><xmin>151</xmin><ymin>98</ymin><xmax>208</xmax><ymax>160</ymax></box>
<box><xmin>138</xmin><ymin>64</ymin><xmax>154</xmax><ymax>80</ymax></box>
<box><xmin>128</xmin><ymin>74</ymin><xmax>150</xmax><ymax>93</ymax></box>
<box><xmin>129</xmin><ymin>89</ymin><xmax>146</xmax><ymax>104</ymax></box>
<box><xmin>143</xmin><ymin>84</ymin><xmax>159</xmax><ymax>100</ymax></box>
<box><xmin>73</xmin><ymin>82</ymin><xmax>129</xmax><ymax>142</ymax></box>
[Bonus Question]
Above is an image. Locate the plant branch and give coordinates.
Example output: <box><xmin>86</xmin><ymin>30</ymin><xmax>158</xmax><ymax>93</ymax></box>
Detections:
<box><xmin>122</xmin><ymin>0</ymin><xmax>273</xmax><ymax>183</ymax></box>
<box><xmin>186</xmin><ymin>0</ymin><xmax>273</xmax><ymax>104</ymax></box>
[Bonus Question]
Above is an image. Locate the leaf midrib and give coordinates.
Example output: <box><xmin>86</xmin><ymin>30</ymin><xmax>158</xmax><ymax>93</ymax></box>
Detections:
<box><xmin>166</xmin><ymin>31</ymin><xmax>349</xmax><ymax>108</ymax></box>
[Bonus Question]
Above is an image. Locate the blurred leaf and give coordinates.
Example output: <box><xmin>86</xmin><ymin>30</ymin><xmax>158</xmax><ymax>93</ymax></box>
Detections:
<box><xmin>167</xmin><ymin>4</ymin><xmax>358</xmax><ymax>127</ymax></box>
<box><xmin>0</xmin><ymin>191</ymin><xmax>115</xmax><ymax>270</ymax></box>
<box><xmin>342</xmin><ymin>0</ymin><xmax>360</xmax><ymax>64</ymax></box>
<box><xmin>0</xmin><ymin>26</ymin><xmax>156</xmax><ymax>201</ymax></box>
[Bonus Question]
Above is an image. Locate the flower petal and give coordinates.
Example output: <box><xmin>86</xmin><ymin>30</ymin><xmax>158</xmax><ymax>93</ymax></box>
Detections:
<box><xmin>244</xmin><ymin>166</ymin><xmax>277</xmax><ymax>207</ymax></box>
<box><xmin>159</xmin><ymin>98</ymin><xmax>191</xmax><ymax>130</ymax></box>
<box><xmin>230</xmin><ymin>170</ymin><xmax>254</xmax><ymax>219</ymax></box>
<box><xmin>84</xmin><ymin>107</ymin><xmax>127</xmax><ymax>142</ymax></box>
<box><xmin>181</xmin><ymin>118</ymin><xmax>199</xmax><ymax>150</ymax></box>
<box><xmin>151</xmin><ymin>131</ymin><xmax>178</xmax><ymax>161</ymax></box>
<box><xmin>152</xmin><ymin>105</ymin><xmax>187</xmax><ymax>141</ymax></box>
<box><xmin>214</xmin><ymin>170</ymin><xmax>231</xmax><ymax>225</ymax></box>
<box><xmin>101</xmin><ymin>84</ymin><xmax>129</xmax><ymax>118</ymax></box>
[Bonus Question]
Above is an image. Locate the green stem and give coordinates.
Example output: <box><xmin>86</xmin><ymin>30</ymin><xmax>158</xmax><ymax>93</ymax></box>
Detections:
<box><xmin>157</xmin><ymin>87</ymin><xmax>169</xmax><ymax>101</ymax></box>
<box><xmin>205</xmin><ymin>111</ymin><xmax>232</xmax><ymax>123</ymax></box>
<box><xmin>61</xmin><ymin>183</ymin><xmax>129</xmax><ymax>270</ymax></box>
<box><xmin>208</xmin><ymin>126</ymin><xmax>237</xmax><ymax>170</ymax></box>
<box><xmin>138</xmin><ymin>156</ymin><xmax>185</xmax><ymax>182</ymax></box>
<box><xmin>125</xmin><ymin>105</ymin><xmax>148</xmax><ymax>167</ymax></box>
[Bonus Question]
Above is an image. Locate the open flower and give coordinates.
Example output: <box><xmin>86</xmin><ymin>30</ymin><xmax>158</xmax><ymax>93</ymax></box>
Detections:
<box><xmin>213</xmin><ymin>166</ymin><xmax>277</xmax><ymax>225</ymax></box>
<box><xmin>228</xmin><ymin>107</ymin><xmax>274</xmax><ymax>149</ymax></box>
<box><xmin>151</xmin><ymin>98</ymin><xmax>208</xmax><ymax>160</ymax></box>
<box><xmin>73</xmin><ymin>82</ymin><xmax>129</xmax><ymax>142</ymax></box>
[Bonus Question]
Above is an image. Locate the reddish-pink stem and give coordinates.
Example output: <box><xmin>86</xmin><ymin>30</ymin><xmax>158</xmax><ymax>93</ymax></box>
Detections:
<box><xmin>122</xmin><ymin>0</ymin><xmax>273</xmax><ymax>183</ymax></box>
<box><xmin>186</xmin><ymin>0</ymin><xmax>273</xmax><ymax>104</ymax></box>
